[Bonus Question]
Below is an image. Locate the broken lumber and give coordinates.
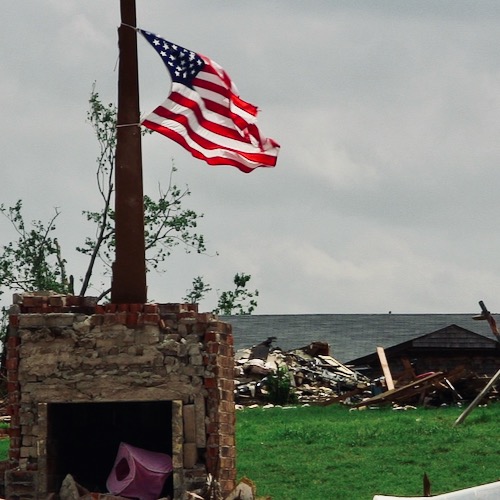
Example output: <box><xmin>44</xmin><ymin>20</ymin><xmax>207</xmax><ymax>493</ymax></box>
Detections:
<box><xmin>453</xmin><ymin>368</ymin><xmax>500</xmax><ymax>427</ymax></box>
<box><xmin>377</xmin><ymin>346</ymin><xmax>395</xmax><ymax>390</ymax></box>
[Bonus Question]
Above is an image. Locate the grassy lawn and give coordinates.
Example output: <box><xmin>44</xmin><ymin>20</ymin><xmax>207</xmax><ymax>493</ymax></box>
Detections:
<box><xmin>236</xmin><ymin>403</ymin><xmax>500</xmax><ymax>499</ymax></box>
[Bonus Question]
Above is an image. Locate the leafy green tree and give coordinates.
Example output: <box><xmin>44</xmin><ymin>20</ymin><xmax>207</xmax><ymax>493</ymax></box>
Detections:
<box><xmin>184</xmin><ymin>273</ymin><xmax>259</xmax><ymax>315</ymax></box>
<box><xmin>0</xmin><ymin>201</ymin><xmax>71</xmax><ymax>295</ymax></box>
<box><xmin>77</xmin><ymin>87</ymin><xmax>207</xmax><ymax>300</ymax></box>
<box><xmin>215</xmin><ymin>273</ymin><xmax>259</xmax><ymax>315</ymax></box>
<box><xmin>0</xmin><ymin>88</ymin><xmax>257</xmax><ymax>314</ymax></box>
<box><xmin>183</xmin><ymin>276</ymin><xmax>212</xmax><ymax>304</ymax></box>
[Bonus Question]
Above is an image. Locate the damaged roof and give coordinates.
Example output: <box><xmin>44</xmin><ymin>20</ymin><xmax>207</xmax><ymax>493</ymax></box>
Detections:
<box><xmin>348</xmin><ymin>324</ymin><xmax>500</xmax><ymax>366</ymax></box>
<box><xmin>223</xmin><ymin>313</ymin><xmax>496</xmax><ymax>362</ymax></box>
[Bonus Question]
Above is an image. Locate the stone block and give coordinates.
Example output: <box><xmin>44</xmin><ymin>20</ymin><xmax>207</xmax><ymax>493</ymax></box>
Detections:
<box><xmin>18</xmin><ymin>315</ymin><xmax>46</xmax><ymax>328</ymax></box>
<box><xmin>194</xmin><ymin>394</ymin><xmax>207</xmax><ymax>447</ymax></box>
<box><xmin>45</xmin><ymin>314</ymin><xmax>75</xmax><ymax>328</ymax></box>
<box><xmin>5</xmin><ymin>469</ymin><xmax>38</xmax><ymax>499</ymax></box>
<box><xmin>183</xmin><ymin>404</ymin><xmax>196</xmax><ymax>443</ymax></box>
<box><xmin>183</xmin><ymin>442</ymin><xmax>198</xmax><ymax>469</ymax></box>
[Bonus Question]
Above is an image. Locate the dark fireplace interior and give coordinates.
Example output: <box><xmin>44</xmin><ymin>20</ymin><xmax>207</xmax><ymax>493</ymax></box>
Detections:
<box><xmin>46</xmin><ymin>400</ymin><xmax>173</xmax><ymax>496</ymax></box>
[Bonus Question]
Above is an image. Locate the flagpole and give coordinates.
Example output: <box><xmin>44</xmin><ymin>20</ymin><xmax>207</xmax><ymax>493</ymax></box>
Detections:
<box><xmin>111</xmin><ymin>0</ymin><xmax>147</xmax><ymax>304</ymax></box>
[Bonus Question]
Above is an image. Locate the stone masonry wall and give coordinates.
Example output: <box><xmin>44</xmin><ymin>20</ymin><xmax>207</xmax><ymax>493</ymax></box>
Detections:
<box><xmin>6</xmin><ymin>293</ymin><xmax>236</xmax><ymax>499</ymax></box>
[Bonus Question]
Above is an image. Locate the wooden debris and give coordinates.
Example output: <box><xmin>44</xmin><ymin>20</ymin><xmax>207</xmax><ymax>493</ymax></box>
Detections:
<box><xmin>453</xmin><ymin>367</ymin><xmax>500</xmax><ymax>426</ymax></box>
<box><xmin>354</xmin><ymin>372</ymin><xmax>446</xmax><ymax>408</ymax></box>
<box><xmin>377</xmin><ymin>346</ymin><xmax>395</xmax><ymax>391</ymax></box>
<box><xmin>423</xmin><ymin>473</ymin><xmax>431</xmax><ymax>497</ymax></box>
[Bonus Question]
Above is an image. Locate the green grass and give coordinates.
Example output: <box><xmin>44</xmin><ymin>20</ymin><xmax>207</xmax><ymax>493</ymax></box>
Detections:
<box><xmin>236</xmin><ymin>403</ymin><xmax>500</xmax><ymax>499</ymax></box>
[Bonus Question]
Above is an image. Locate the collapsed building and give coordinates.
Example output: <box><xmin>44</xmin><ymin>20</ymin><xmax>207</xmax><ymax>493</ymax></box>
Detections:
<box><xmin>235</xmin><ymin>324</ymin><xmax>500</xmax><ymax>408</ymax></box>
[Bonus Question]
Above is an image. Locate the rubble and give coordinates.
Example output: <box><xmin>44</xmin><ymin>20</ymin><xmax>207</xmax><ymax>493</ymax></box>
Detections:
<box><xmin>235</xmin><ymin>339</ymin><xmax>370</xmax><ymax>405</ymax></box>
<box><xmin>49</xmin><ymin>474</ymin><xmax>268</xmax><ymax>500</ymax></box>
<box><xmin>235</xmin><ymin>338</ymin><xmax>500</xmax><ymax>408</ymax></box>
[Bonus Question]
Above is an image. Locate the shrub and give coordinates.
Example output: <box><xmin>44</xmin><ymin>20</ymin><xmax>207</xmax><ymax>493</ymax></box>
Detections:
<box><xmin>265</xmin><ymin>364</ymin><xmax>296</xmax><ymax>404</ymax></box>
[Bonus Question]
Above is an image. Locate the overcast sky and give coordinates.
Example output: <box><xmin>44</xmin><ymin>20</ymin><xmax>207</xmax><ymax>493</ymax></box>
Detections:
<box><xmin>3</xmin><ymin>1</ymin><xmax>500</xmax><ymax>314</ymax></box>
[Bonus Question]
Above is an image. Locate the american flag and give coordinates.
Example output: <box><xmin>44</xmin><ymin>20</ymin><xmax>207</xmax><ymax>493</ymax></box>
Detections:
<box><xmin>139</xmin><ymin>30</ymin><xmax>280</xmax><ymax>173</ymax></box>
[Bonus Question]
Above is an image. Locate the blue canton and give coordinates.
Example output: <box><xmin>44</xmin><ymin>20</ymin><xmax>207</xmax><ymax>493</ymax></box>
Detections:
<box><xmin>141</xmin><ymin>30</ymin><xmax>205</xmax><ymax>87</ymax></box>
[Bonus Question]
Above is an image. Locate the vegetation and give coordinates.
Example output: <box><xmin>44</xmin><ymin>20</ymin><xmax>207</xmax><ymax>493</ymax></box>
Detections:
<box><xmin>213</xmin><ymin>273</ymin><xmax>259</xmax><ymax>315</ymax></box>
<box><xmin>0</xmin><ymin>201</ymin><xmax>71</xmax><ymax>295</ymax></box>
<box><xmin>77</xmin><ymin>87</ymin><xmax>207</xmax><ymax>300</ymax></box>
<box><xmin>0</xmin><ymin>87</ymin><xmax>258</xmax><ymax>312</ymax></box>
<box><xmin>264</xmin><ymin>364</ymin><xmax>297</xmax><ymax>405</ymax></box>
<box><xmin>236</xmin><ymin>403</ymin><xmax>500</xmax><ymax>500</ymax></box>
<box><xmin>184</xmin><ymin>273</ymin><xmax>259</xmax><ymax>315</ymax></box>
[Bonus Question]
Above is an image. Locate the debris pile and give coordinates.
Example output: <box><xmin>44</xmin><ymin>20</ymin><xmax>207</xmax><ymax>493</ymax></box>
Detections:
<box><xmin>235</xmin><ymin>338</ymin><xmax>499</xmax><ymax>408</ymax></box>
<box><xmin>235</xmin><ymin>339</ymin><xmax>370</xmax><ymax>405</ymax></box>
<box><xmin>51</xmin><ymin>474</ymin><xmax>267</xmax><ymax>500</ymax></box>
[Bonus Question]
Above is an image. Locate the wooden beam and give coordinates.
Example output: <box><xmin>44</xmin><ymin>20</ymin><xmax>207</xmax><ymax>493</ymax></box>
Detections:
<box><xmin>377</xmin><ymin>346</ymin><xmax>395</xmax><ymax>391</ymax></box>
<box><xmin>453</xmin><ymin>368</ymin><xmax>500</xmax><ymax>427</ymax></box>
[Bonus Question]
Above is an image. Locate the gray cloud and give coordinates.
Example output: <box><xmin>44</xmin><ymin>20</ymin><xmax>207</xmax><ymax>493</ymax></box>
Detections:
<box><xmin>2</xmin><ymin>1</ymin><xmax>500</xmax><ymax>314</ymax></box>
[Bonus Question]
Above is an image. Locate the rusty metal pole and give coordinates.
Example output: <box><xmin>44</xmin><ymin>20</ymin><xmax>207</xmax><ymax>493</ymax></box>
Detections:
<box><xmin>111</xmin><ymin>0</ymin><xmax>147</xmax><ymax>304</ymax></box>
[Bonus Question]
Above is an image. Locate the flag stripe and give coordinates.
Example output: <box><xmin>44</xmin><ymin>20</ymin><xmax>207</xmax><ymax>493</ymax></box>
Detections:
<box><xmin>155</xmin><ymin>93</ymin><xmax>252</xmax><ymax>143</ymax></box>
<box><xmin>153</xmin><ymin>82</ymin><xmax>278</xmax><ymax>155</ymax></box>
<box><xmin>142</xmin><ymin>119</ymin><xmax>277</xmax><ymax>173</ymax></box>
<box><xmin>139</xmin><ymin>29</ymin><xmax>279</xmax><ymax>172</ymax></box>
<box><xmin>144</xmin><ymin>107</ymin><xmax>278</xmax><ymax>165</ymax></box>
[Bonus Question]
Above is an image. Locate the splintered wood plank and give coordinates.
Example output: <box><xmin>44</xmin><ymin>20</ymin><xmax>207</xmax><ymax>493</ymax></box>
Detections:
<box><xmin>377</xmin><ymin>346</ymin><xmax>395</xmax><ymax>390</ymax></box>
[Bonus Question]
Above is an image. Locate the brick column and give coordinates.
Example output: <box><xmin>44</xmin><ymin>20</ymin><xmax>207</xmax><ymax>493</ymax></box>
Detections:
<box><xmin>204</xmin><ymin>322</ymin><xmax>236</xmax><ymax>495</ymax></box>
<box><xmin>6</xmin><ymin>317</ymin><xmax>21</xmax><ymax>468</ymax></box>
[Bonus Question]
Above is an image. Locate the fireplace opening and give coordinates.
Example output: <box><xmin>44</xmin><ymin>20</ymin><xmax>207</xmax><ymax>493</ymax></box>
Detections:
<box><xmin>46</xmin><ymin>400</ymin><xmax>173</xmax><ymax>496</ymax></box>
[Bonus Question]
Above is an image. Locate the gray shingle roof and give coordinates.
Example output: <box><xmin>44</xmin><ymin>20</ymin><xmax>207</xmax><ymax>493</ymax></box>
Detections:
<box><xmin>222</xmin><ymin>313</ymin><xmax>497</xmax><ymax>363</ymax></box>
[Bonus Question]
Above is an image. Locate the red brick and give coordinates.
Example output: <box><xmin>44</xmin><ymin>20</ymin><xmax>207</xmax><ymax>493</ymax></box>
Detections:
<box><xmin>204</xmin><ymin>331</ymin><xmax>219</xmax><ymax>343</ymax></box>
<box><xmin>9</xmin><ymin>428</ymin><xmax>20</xmax><ymax>438</ymax></box>
<box><xmin>7</xmin><ymin>370</ymin><xmax>18</xmax><ymax>383</ymax></box>
<box><xmin>126</xmin><ymin>312</ymin><xmax>139</xmax><ymax>327</ymax></box>
<box><xmin>204</xmin><ymin>377</ymin><xmax>217</xmax><ymax>389</ymax></box>
<box><xmin>179</xmin><ymin>310</ymin><xmax>196</xmax><ymax>319</ymax></box>
<box><xmin>66</xmin><ymin>295</ymin><xmax>82</xmax><ymax>307</ymax></box>
<box><xmin>207</xmin><ymin>343</ymin><xmax>219</xmax><ymax>354</ymax></box>
<box><xmin>5</xmin><ymin>358</ymin><xmax>18</xmax><ymax>371</ymax></box>
<box><xmin>9</xmin><ymin>414</ymin><xmax>20</xmax><ymax>428</ymax></box>
<box><xmin>8</xmin><ymin>315</ymin><xmax>19</xmax><ymax>328</ymax></box>
<box><xmin>129</xmin><ymin>303</ymin><xmax>143</xmax><ymax>313</ymax></box>
<box><xmin>143</xmin><ymin>313</ymin><xmax>159</xmax><ymax>324</ymax></box>
<box><xmin>143</xmin><ymin>303</ymin><xmax>158</xmax><ymax>314</ymax></box>
<box><xmin>7</xmin><ymin>336</ymin><xmax>19</xmax><ymax>349</ymax></box>
<box><xmin>205</xmin><ymin>457</ymin><xmax>217</xmax><ymax>473</ymax></box>
<box><xmin>48</xmin><ymin>296</ymin><xmax>64</xmax><ymax>307</ymax></box>
<box><xmin>206</xmin><ymin>422</ymin><xmax>218</xmax><ymax>434</ymax></box>
<box><xmin>9</xmin><ymin>440</ymin><xmax>20</xmax><ymax>453</ymax></box>
<box><xmin>7</xmin><ymin>382</ymin><xmax>18</xmax><ymax>394</ymax></box>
